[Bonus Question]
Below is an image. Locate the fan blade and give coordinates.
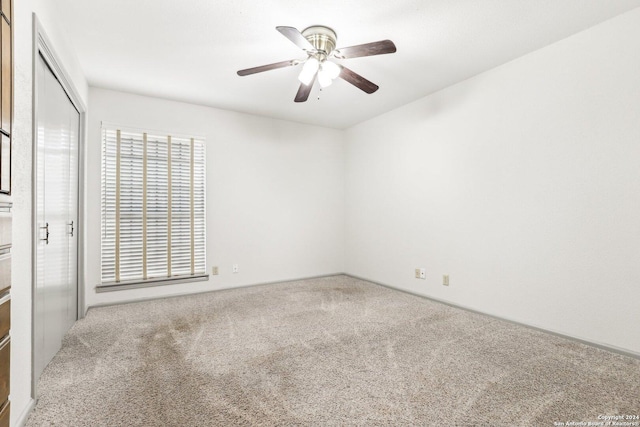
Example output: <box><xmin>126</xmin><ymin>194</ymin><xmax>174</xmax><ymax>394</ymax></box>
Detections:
<box><xmin>294</xmin><ymin>74</ymin><xmax>317</xmax><ymax>102</ymax></box>
<box><xmin>237</xmin><ymin>59</ymin><xmax>298</xmax><ymax>76</ymax></box>
<box><xmin>339</xmin><ymin>66</ymin><xmax>379</xmax><ymax>94</ymax></box>
<box><xmin>332</xmin><ymin>40</ymin><xmax>396</xmax><ymax>59</ymax></box>
<box><xmin>276</xmin><ymin>26</ymin><xmax>315</xmax><ymax>52</ymax></box>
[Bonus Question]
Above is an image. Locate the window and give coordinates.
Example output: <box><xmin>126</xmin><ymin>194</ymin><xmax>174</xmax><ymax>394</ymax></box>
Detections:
<box><xmin>101</xmin><ymin>125</ymin><xmax>206</xmax><ymax>286</ymax></box>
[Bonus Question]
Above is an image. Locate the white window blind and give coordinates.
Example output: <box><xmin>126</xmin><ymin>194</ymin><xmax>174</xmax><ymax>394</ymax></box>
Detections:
<box><xmin>101</xmin><ymin>126</ymin><xmax>206</xmax><ymax>284</ymax></box>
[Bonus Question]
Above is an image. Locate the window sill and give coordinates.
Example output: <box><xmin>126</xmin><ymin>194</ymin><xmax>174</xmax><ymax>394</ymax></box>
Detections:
<box><xmin>96</xmin><ymin>274</ymin><xmax>209</xmax><ymax>293</ymax></box>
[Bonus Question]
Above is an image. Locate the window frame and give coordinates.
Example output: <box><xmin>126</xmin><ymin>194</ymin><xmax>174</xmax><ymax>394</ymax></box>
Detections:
<box><xmin>97</xmin><ymin>123</ymin><xmax>208</xmax><ymax>292</ymax></box>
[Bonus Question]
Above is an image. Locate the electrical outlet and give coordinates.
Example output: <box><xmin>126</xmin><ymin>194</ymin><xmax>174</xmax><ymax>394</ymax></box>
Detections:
<box><xmin>443</xmin><ymin>275</ymin><xmax>449</xmax><ymax>286</ymax></box>
<box><xmin>212</xmin><ymin>266</ymin><xmax>218</xmax><ymax>275</ymax></box>
<box><xmin>415</xmin><ymin>268</ymin><xmax>421</xmax><ymax>279</ymax></box>
<box><xmin>232</xmin><ymin>264</ymin><xmax>239</xmax><ymax>273</ymax></box>
<box><xmin>420</xmin><ymin>268</ymin><xmax>426</xmax><ymax>279</ymax></box>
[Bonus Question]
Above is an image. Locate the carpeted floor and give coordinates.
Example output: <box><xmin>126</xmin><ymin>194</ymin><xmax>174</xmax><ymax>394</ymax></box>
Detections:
<box><xmin>26</xmin><ymin>275</ymin><xmax>640</xmax><ymax>426</ymax></box>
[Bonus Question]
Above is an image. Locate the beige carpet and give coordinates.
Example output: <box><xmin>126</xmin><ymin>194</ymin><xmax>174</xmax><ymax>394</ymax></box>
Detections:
<box><xmin>26</xmin><ymin>275</ymin><xmax>640</xmax><ymax>426</ymax></box>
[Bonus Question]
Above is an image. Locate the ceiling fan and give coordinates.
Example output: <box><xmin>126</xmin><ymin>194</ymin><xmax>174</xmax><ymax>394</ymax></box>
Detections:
<box><xmin>237</xmin><ymin>25</ymin><xmax>397</xmax><ymax>102</ymax></box>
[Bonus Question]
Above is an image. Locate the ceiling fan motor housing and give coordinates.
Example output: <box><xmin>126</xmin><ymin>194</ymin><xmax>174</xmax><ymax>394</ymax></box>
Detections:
<box><xmin>302</xmin><ymin>25</ymin><xmax>337</xmax><ymax>56</ymax></box>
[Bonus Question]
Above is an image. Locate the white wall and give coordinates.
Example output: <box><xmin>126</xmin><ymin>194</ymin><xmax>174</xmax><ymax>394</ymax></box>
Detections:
<box><xmin>345</xmin><ymin>8</ymin><xmax>640</xmax><ymax>355</ymax></box>
<box><xmin>86</xmin><ymin>88</ymin><xmax>345</xmax><ymax>308</ymax></box>
<box><xmin>12</xmin><ymin>1</ymin><xmax>89</xmax><ymax>425</ymax></box>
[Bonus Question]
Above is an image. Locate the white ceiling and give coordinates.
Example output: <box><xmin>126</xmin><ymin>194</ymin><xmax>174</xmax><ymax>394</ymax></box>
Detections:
<box><xmin>56</xmin><ymin>0</ymin><xmax>640</xmax><ymax>129</ymax></box>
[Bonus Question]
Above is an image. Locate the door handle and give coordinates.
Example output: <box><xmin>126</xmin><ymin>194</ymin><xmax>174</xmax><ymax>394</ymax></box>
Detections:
<box><xmin>40</xmin><ymin>222</ymin><xmax>50</xmax><ymax>244</ymax></box>
<box><xmin>68</xmin><ymin>220</ymin><xmax>74</xmax><ymax>237</ymax></box>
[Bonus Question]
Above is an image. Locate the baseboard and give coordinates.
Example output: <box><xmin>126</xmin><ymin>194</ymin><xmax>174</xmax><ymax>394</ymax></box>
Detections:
<box><xmin>15</xmin><ymin>398</ymin><xmax>36</xmax><ymax>427</ymax></box>
<box><xmin>87</xmin><ymin>273</ymin><xmax>346</xmax><ymax>311</ymax></box>
<box><xmin>344</xmin><ymin>273</ymin><xmax>640</xmax><ymax>360</ymax></box>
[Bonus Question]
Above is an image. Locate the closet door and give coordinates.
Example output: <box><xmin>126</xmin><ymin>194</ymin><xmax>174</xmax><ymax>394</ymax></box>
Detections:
<box><xmin>44</xmin><ymin>58</ymin><xmax>70</xmax><ymax>364</ymax></box>
<box><xmin>34</xmin><ymin>55</ymin><xmax>50</xmax><ymax>381</ymax></box>
<box><xmin>34</xmin><ymin>54</ymin><xmax>79</xmax><ymax>382</ymax></box>
<box><xmin>65</xmin><ymin>90</ymin><xmax>79</xmax><ymax>332</ymax></box>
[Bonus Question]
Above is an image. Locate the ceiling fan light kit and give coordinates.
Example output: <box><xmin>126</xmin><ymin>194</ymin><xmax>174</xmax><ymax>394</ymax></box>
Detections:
<box><xmin>298</xmin><ymin>57</ymin><xmax>319</xmax><ymax>85</ymax></box>
<box><xmin>237</xmin><ymin>25</ymin><xmax>396</xmax><ymax>102</ymax></box>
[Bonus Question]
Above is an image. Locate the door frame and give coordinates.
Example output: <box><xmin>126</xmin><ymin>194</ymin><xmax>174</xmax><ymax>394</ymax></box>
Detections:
<box><xmin>31</xmin><ymin>14</ymin><xmax>87</xmax><ymax>398</ymax></box>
